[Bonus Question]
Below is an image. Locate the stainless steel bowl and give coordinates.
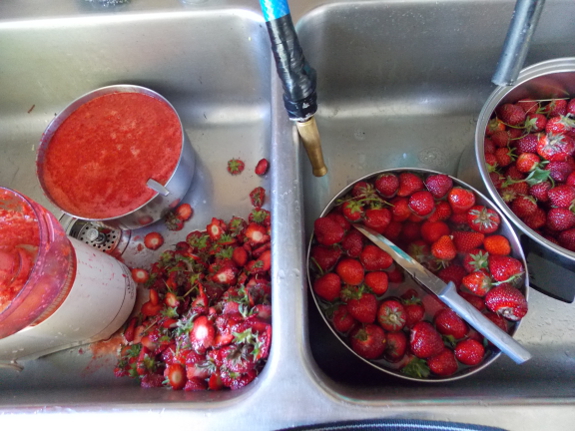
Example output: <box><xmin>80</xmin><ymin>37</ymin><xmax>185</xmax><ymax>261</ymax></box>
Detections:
<box><xmin>457</xmin><ymin>57</ymin><xmax>575</xmax><ymax>303</ymax></box>
<box><xmin>36</xmin><ymin>84</ymin><xmax>196</xmax><ymax>230</ymax></box>
<box><xmin>306</xmin><ymin>167</ymin><xmax>529</xmax><ymax>382</ymax></box>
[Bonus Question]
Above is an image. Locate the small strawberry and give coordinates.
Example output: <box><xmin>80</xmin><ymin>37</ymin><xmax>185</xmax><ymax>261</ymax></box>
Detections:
<box><xmin>165</xmin><ymin>363</ymin><xmax>187</xmax><ymax>390</ymax></box>
<box><xmin>494</xmin><ymin>146</ymin><xmax>515</xmax><ymax>167</ymax></box>
<box><xmin>410</xmin><ymin>321</ymin><xmax>445</xmax><ymax>359</ymax></box>
<box><xmin>515</xmin><ymin>152</ymin><xmax>541</xmax><ymax>173</ymax></box>
<box><xmin>546</xmin><ymin>208</ymin><xmax>575</xmax><ymax>232</ymax></box>
<box><xmin>326</xmin><ymin>212</ymin><xmax>351</xmax><ymax>232</ymax></box>
<box><xmin>452</xmin><ymin>231</ymin><xmax>485</xmax><ymax>253</ymax></box>
<box><xmin>131</xmin><ymin>268</ymin><xmax>150</xmax><ymax>284</ymax></box>
<box><xmin>352</xmin><ymin>181</ymin><xmax>376</xmax><ymax>198</ymax></box>
<box><xmin>313</xmin><ymin>273</ymin><xmax>342</xmax><ymax>302</ymax></box>
<box><xmin>254</xmin><ymin>158</ymin><xmax>269</xmax><ymax>176</ymax></box>
<box><xmin>343</xmin><ymin>287</ymin><xmax>377</xmax><ymax>323</ymax></box>
<box><xmin>484</xmin><ymin>283</ymin><xmax>528</xmax><ymax>321</ymax></box>
<box><xmin>462</xmin><ymin>248</ymin><xmax>489</xmax><ymax>273</ymax></box>
<box><xmin>461</xmin><ymin>271</ymin><xmax>493</xmax><ymax>297</ymax></box>
<box><xmin>523</xmin><ymin>207</ymin><xmax>547</xmax><ymax>230</ymax></box>
<box><xmin>437</xmin><ymin>264</ymin><xmax>467</xmax><ymax>287</ymax></box>
<box><xmin>341</xmin><ymin>200</ymin><xmax>364</xmax><ymax>222</ymax></box>
<box><xmin>206</xmin><ymin>217</ymin><xmax>227</xmax><ymax>241</ymax></box>
<box><xmin>408</xmin><ymin>190</ymin><xmax>435</xmax><ymax>216</ymax></box>
<box><xmin>546</xmin><ymin>115</ymin><xmax>575</xmax><ymax>135</ymax></box>
<box><xmin>543</xmin><ymin>99</ymin><xmax>568</xmax><ymax>117</ymax></box>
<box><xmin>510</xmin><ymin>195</ymin><xmax>538</xmax><ymax>218</ymax></box>
<box><xmin>350</xmin><ymin>324</ymin><xmax>386</xmax><ymax>359</ymax></box>
<box><xmin>486</xmin><ymin>117</ymin><xmax>506</xmax><ymax>135</ymax></box>
<box><xmin>383</xmin><ymin>220</ymin><xmax>403</xmax><ymax>241</ymax></box>
<box><xmin>559</xmin><ymin>228</ymin><xmax>575</xmax><ymax>251</ymax></box>
<box><xmin>374</xmin><ymin>173</ymin><xmax>399</xmax><ymax>198</ymax></box>
<box><xmin>144</xmin><ymin>232</ymin><xmax>164</xmax><ymax>250</ymax></box>
<box><xmin>427</xmin><ymin>200</ymin><xmax>452</xmax><ymax>222</ymax></box>
<box><xmin>363</xmin><ymin>208</ymin><xmax>392</xmax><ymax>233</ymax></box>
<box><xmin>314</xmin><ymin>216</ymin><xmax>345</xmax><ymax>246</ymax></box>
<box><xmin>548</xmin><ymin>184</ymin><xmax>575</xmax><ymax>208</ymax></box>
<box><xmin>546</xmin><ymin>159</ymin><xmax>575</xmax><ymax>182</ymax></box>
<box><xmin>484</xmin><ymin>138</ymin><xmax>496</xmax><ymax>154</ymax></box>
<box><xmin>537</xmin><ymin>133</ymin><xmax>575</xmax><ymax>162</ymax></box>
<box><xmin>336</xmin><ymin>258</ymin><xmax>364</xmax><ymax>285</ymax></box>
<box><xmin>227</xmin><ymin>158</ymin><xmax>245</xmax><ymax>175</ymax></box>
<box><xmin>529</xmin><ymin>181</ymin><xmax>551</xmax><ymax>202</ymax></box>
<box><xmin>190</xmin><ymin>315</ymin><xmax>216</xmax><ymax>353</ymax></box>
<box><xmin>484</xmin><ymin>153</ymin><xmax>499</xmax><ymax>171</ymax></box>
<box><xmin>390</xmin><ymin>197</ymin><xmax>412</xmax><ymax>222</ymax></box>
<box><xmin>249</xmin><ymin>186</ymin><xmax>266</xmax><ymax>207</ymax></box>
<box><xmin>387</xmin><ymin>266</ymin><xmax>404</xmax><ymax>283</ymax></box>
<box><xmin>377</xmin><ymin>299</ymin><xmax>407</xmax><ymax>331</ymax></box>
<box><xmin>424</xmin><ymin>174</ymin><xmax>453</xmax><ymax>199</ymax></box>
<box><xmin>431</xmin><ymin>235</ymin><xmax>457</xmax><ymax>261</ymax></box>
<box><xmin>364</xmin><ymin>271</ymin><xmax>389</xmax><ymax>296</ymax></box>
<box><xmin>458</xmin><ymin>290</ymin><xmax>485</xmax><ymax>311</ymax></box>
<box><xmin>483</xmin><ymin>235</ymin><xmax>511</xmax><ymax>256</ymax></box>
<box><xmin>524</xmin><ymin>113</ymin><xmax>547</xmax><ymax>133</ymax></box>
<box><xmin>497</xmin><ymin>103</ymin><xmax>526</xmax><ymax>126</ymax></box>
<box><xmin>385</xmin><ymin>331</ymin><xmax>407</xmax><ymax>362</ymax></box>
<box><xmin>448</xmin><ymin>187</ymin><xmax>476</xmax><ymax>213</ymax></box>
<box><xmin>491</xmin><ymin>130</ymin><xmax>510</xmax><ymax>147</ymax></box>
<box><xmin>434</xmin><ymin>308</ymin><xmax>468</xmax><ymax>339</ymax></box>
<box><xmin>568</xmin><ymin>98</ymin><xmax>575</xmax><ymax>116</ymax></box>
<box><xmin>427</xmin><ymin>348</ymin><xmax>458</xmax><ymax>377</ymax></box>
<box><xmin>420</xmin><ymin>221</ymin><xmax>451</xmax><ymax>244</ymax></box>
<box><xmin>341</xmin><ymin>230</ymin><xmax>364</xmax><ymax>257</ymax></box>
<box><xmin>397</xmin><ymin>172</ymin><xmax>424</xmax><ymax>197</ymax></box>
<box><xmin>175</xmin><ymin>203</ymin><xmax>193</xmax><ymax>221</ymax></box>
<box><xmin>515</xmin><ymin>133</ymin><xmax>540</xmax><ymax>154</ymax></box>
<box><xmin>467</xmin><ymin>205</ymin><xmax>501</xmax><ymax>234</ymax></box>
<box><xmin>454</xmin><ymin>339</ymin><xmax>485</xmax><ymax>366</ymax></box>
<box><xmin>488</xmin><ymin>255</ymin><xmax>524</xmax><ymax>283</ymax></box>
<box><xmin>331</xmin><ymin>304</ymin><xmax>356</xmax><ymax>333</ymax></box>
<box><xmin>517</xmin><ymin>98</ymin><xmax>539</xmax><ymax>114</ymax></box>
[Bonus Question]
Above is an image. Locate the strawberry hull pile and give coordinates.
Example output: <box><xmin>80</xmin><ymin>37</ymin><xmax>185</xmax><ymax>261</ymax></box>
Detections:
<box><xmin>484</xmin><ymin>97</ymin><xmax>575</xmax><ymax>252</ymax></box>
<box><xmin>308</xmin><ymin>170</ymin><xmax>528</xmax><ymax>381</ymax></box>
<box><xmin>115</xmin><ymin>209</ymin><xmax>272</xmax><ymax>391</ymax></box>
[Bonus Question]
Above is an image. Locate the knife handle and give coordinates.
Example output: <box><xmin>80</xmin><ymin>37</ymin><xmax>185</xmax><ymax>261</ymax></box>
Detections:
<box><xmin>441</xmin><ymin>284</ymin><xmax>532</xmax><ymax>364</ymax></box>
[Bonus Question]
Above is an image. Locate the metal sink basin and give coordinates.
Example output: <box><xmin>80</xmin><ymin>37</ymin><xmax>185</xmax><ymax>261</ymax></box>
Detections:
<box><xmin>1</xmin><ymin>0</ymin><xmax>575</xmax><ymax>430</ymax></box>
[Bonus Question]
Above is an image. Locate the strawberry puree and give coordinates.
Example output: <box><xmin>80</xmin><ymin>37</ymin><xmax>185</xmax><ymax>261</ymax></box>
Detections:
<box><xmin>42</xmin><ymin>92</ymin><xmax>182</xmax><ymax>219</ymax></box>
<box><xmin>0</xmin><ymin>189</ymin><xmax>40</xmax><ymax>314</ymax></box>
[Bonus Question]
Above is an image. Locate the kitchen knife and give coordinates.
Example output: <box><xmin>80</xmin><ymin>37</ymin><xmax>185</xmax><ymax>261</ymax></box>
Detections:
<box><xmin>353</xmin><ymin>224</ymin><xmax>532</xmax><ymax>364</ymax></box>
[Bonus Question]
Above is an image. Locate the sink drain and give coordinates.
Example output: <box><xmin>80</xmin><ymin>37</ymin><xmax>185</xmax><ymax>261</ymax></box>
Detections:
<box><xmin>59</xmin><ymin>214</ymin><xmax>131</xmax><ymax>256</ymax></box>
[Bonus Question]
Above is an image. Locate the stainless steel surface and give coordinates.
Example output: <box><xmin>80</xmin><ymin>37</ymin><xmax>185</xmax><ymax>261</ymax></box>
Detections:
<box><xmin>353</xmin><ymin>224</ymin><xmax>532</xmax><ymax>365</ymax></box>
<box><xmin>36</xmin><ymin>84</ymin><xmax>196</xmax><ymax>230</ymax></box>
<box><xmin>1</xmin><ymin>0</ymin><xmax>575</xmax><ymax>430</ymax></box>
<box><xmin>491</xmin><ymin>0</ymin><xmax>546</xmax><ymax>86</ymax></box>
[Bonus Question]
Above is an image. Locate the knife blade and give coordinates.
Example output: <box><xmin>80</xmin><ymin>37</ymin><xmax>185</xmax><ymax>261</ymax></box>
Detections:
<box><xmin>353</xmin><ymin>224</ymin><xmax>532</xmax><ymax>364</ymax></box>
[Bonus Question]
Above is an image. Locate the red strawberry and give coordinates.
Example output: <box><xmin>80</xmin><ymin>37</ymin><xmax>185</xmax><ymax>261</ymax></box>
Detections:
<box><xmin>497</xmin><ymin>103</ymin><xmax>526</xmax><ymax>126</ymax></box>
<box><xmin>455</xmin><ymin>339</ymin><xmax>485</xmax><ymax>366</ymax></box>
<box><xmin>249</xmin><ymin>186</ymin><xmax>266</xmax><ymax>207</ymax></box>
<box><xmin>420</xmin><ymin>221</ymin><xmax>451</xmax><ymax>244</ymax></box>
<box><xmin>548</xmin><ymin>184</ymin><xmax>575</xmax><ymax>208</ymax></box>
<box><xmin>559</xmin><ymin>228</ymin><xmax>575</xmax><ymax>251</ymax></box>
<box><xmin>232</xmin><ymin>246</ymin><xmax>248</xmax><ymax>267</ymax></box>
<box><xmin>491</xmin><ymin>130</ymin><xmax>511</xmax><ymax>147</ymax></box>
<box><xmin>462</xmin><ymin>271</ymin><xmax>493</xmax><ymax>297</ymax></box>
<box><xmin>546</xmin><ymin>208</ymin><xmax>575</xmax><ymax>232</ymax></box>
<box><xmin>494</xmin><ymin>147</ymin><xmax>515</xmax><ymax>167</ymax></box>
<box><xmin>254</xmin><ymin>158</ymin><xmax>269</xmax><ymax>175</ymax></box>
<box><xmin>206</xmin><ymin>217</ymin><xmax>227</xmax><ymax>241</ymax></box>
<box><xmin>190</xmin><ymin>315</ymin><xmax>216</xmax><ymax>353</ymax></box>
<box><xmin>484</xmin><ymin>152</ymin><xmax>498</xmax><ymax>171</ymax></box>
<box><xmin>314</xmin><ymin>216</ymin><xmax>345</xmax><ymax>246</ymax></box>
<box><xmin>484</xmin><ymin>283</ymin><xmax>528</xmax><ymax>321</ymax></box>
<box><xmin>529</xmin><ymin>181</ymin><xmax>552</xmax><ymax>202</ymax></box>
<box><xmin>227</xmin><ymin>158</ymin><xmax>245</xmax><ymax>175</ymax></box>
<box><xmin>458</xmin><ymin>290</ymin><xmax>485</xmax><ymax>311</ymax></box>
<box><xmin>336</xmin><ymin>258</ymin><xmax>364</xmax><ymax>285</ymax></box>
<box><xmin>537</xmin><ymin>133</ymin><xmax>575</xmax><ymax>162</ymax></box>
<box><xmin>175</xmin><ymin>203</ymin><xmax>193</xmax><ymax>221</ymax></box>
<box><xmin>387</xmin><ymin>266</ymin><xmax>404</xmax><ymax>283</ymax></box>
<box><xmin>510</xmin><ymin>195</ymin><xmax>538</xmax><ymax>218</ymax></box>
<box><xmin>483</xmin><ymin>235</ymin><xmax>511</xmax><ymax>256</ymax></box>
<box><xmin>383</xmin><ymin>220</ymin><xmax>403</xmax><ymax>241</ymax></box>
<box><xmin>407</xmin><ymin>240</ymin><xmax>431</xmax><ymax>265</ymax></box>
<box><xmin>341</xmin><ymin>200</ymin><xmax>364</xmax><ymax>222</ymax></box>
<box><xmin>546</xmin><ymin>115</ymin><xmax>575</xmax><ymax>135</ymax></box>
<box><xmin>377</xmin><ymin>299</ymin><xmax>407</xmax><ymax>331</ymax></box>
<box><xmin>524</xmin><ymin>114</ymin><xmax>547</xmax><ymax>133</ymax></box>
<box><xmin>313</xmin><ymin>273</ymin><xmax>342</xmax><ymax>302</ymax></box>
<box><xmin>385</xmin><ymin>331</ymin><xmax>407</xmax><ymax>362</ymax></box>
<box><xmin>363</xmin><ymin>208</ymin><xmax>392</xmax><ymax>233</ymax></box>
<box><xmin>390</xmin><ymin>197</ymin><xmax>411</xmax><ymax>222</ymax></box>
<box><xmin>331</xmin><ymin>304</ymin><xmax>356</xmax><ymax>333</ymax></box>
<box><xmin>517</xmin><ymin>98</ymin><xmax>539</xmax><ymax>114</ymax></box>
<box><xmin>408</xmin><ymin>190</ymin><xmax>435</xmax><ymax>216</ymax></box>
<box><xmin>568</xmin><ymin>98</ymin><xmax>575</xmax><ymax>116</ymax></box>
<box><xmin>397</xmin><ymin>172</ymin><xmax>424</xmax><ymax>197</ymax></box>
<box><xmin>448</xmin><ymin>187</ymin><xmax>476</xmax><ymax>213</ymax></box>
<box><xmin>462</xmin><ymin>249</ymin><xmax>489</xmax><ymax>273</ymax></box>
<box><xmin>424</xmin><ymin>174</ymin><xmax>453</xmax><ymax>199</ymax></box>
<box><xmin>212</xmin><ymin>264</ymin><xmax>238</xmax><ymax>285</ymax></box>
<box><xmin>364</xmin><ymin>271</ymin><xmax>389</xmax><ymax>296</ymax></box>
<box><xmin>341</xmin><ymin>230</ymin><xmax>364</xmax><ymax>257</ymax></box>
<box><xmin>452</xmin><ymin>231</ymin><xmax>485</xmax><ymax>253</ymax></box>
<box><xmin>546</xmin><ymin>159</ymin><xmax>575</xmax><ymax>182</ymax></box>
<box><xmin>427</xmin><ymin>200</ymin><xmax>452</xmax><ymax>222</ymax></box>
<box><xmin>131</xmin><ymin>268</ymin><xmax>150</xmax><ymax>284</ymax></box>
<box><xmin>515</xmin><ymin>152</ymin><xmax>541</xmax><ymax>173</ymax></box>
<box><xmin>428</xmin><ymin>348</ymin><xmax>458</xmax><ymax>377</ymax></box>
<box><xmin>374</xmin><ymin>173</ymin><xmax>399</xmax><ymax>198</ymax></box>
<box><xmin>467</xmin><ymin>205</ymin><xmax>501</xmax><ymax>234</ymax></box>
<box><xmin>350</xmin><ymin>324</ymin><xmax>386</xmax><ymax>359</ymax></box>
<box><xmin>484</xmin><ymin>138</ymin><xmax>496</xmax><ymax>154</ymax></box>
<box><xmin>488</xmin><ymin>255</ymin><xmax>524</xmax><ymax>283</ymax></box>
<box><xmin>165</xmin><ymin>363</ymin><xmax>187</xmax><ymax>390</ymax></box>
<box><xmin>246</xmin><ymin>249</ymin><xmax>271</xmax><ymax>274</ymax></box>
<box><xmin>486</xmin><ymin>117</ymin><xmax>506</xmax><ymax>135</ymax></box>
<box><xmin>144</xmin><ymin>232</ymin><xmax>164</xmax><ymax>250</ymax></box>
<box><xmin>352</xmin><ymin>181</ymin><xmax>375</xmax><ymax>198</ymax></box>
<box><xmin>245</xmin><ymin>222</ymin><xmax>269</xmax><ymax>246</ymax></box>
<box><xmin>523</xmin><ymin>207</ymin><xmax>547</xmax><ymax>230</ymax></box>
<box><xmin>515</xmin><ymin>133</ymin><xmax>540</xmax><ymax>154</ymax></box>
<box><xmin>326</xmin><ymin>212</ymin><xmax>351</xmax><ymax>232</ymax></box>
<box><xmin>343</xmin><ymin>287</ymin><xmax>377</xmax><ymax>323</ymax></box>
<box><xmin>434</xmin><ymin>308</ymin><xmax>468</xmax><ymax>339</ymax></box>
<box><xmin>437</xmin><ymin>264</ymin><xmax>467</xmax><ymax>287</ymax></box>
<box><xmin>410</xmin><ymin>321</ymin><xmax>445</xmax><ymax>359</ymax></box>
<box><xmin>543</xmin><ymin>99</ymin><xmax>568</xmax><ymax>117</ymax></box>
<box><xmin>431</xmin><ymin>235</ymin><xmax>457</xmax><ymax>261</ymax></box>
<box><xmin>310</xmin><ymin>245</ymin><xmax>341</xmax><ymax>272</ymax></box>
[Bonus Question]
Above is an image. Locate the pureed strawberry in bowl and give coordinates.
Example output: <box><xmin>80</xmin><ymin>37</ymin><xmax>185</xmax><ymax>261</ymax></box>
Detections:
<box><xmin>306</xmin><ymin>168</ymin><xmax>529</xmax><ymax>382</ymax></box>
<box><xmin>37</xmin><ymin>85</ymin><xmax>195</xmax><ymax>230</ymax></box>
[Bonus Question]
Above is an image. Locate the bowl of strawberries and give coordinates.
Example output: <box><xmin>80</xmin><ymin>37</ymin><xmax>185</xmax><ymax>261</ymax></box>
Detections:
<box><xmin>458</xmin><ymin>57</ymin><xmax>575</xmax><ymax>302</ymax></box>
<box><xmin>307</xmin><ymin>168</ymin><xmax>529</xmax><ymax>381</ymax></box>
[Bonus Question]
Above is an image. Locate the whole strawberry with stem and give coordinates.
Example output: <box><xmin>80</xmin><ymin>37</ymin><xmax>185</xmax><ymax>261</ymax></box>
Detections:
<box><xmin>488</xmin><ymin>255</ymin><xmax>524</xmax><ymax>283</ymax></box>
<box><xmin>467</xmin><ymin>205</ymin><xmax>501</xmax><ymax>234</ymax></box>
<box><xmin>448</xmin><ymin>187</ymin><xmax>476</xmax><ymax>213</ymax></box>
<box><xmin>537</xmin><ymin>133</ymin><xmax>575</xmax><ymax>162</ymax></box>
<box><xmin>313</xmin><ymin>272</ymin><xmax>342</xmax><ymax>302</ymax></box>
<box><xmin>410</xmin><ymin>321</ymin><xmax>445</xmax><ymax>359</ymax></box>
<box><xmin>385</xmin><ymin>331</ymin><xmax>407</xmax><ymax>362</ymax></box>
<box><xmin>455</xmin><ymin>339</ymin><xmax>485</xmax><ymax>366</ymax></box>
<box><xmin>336</xmin><ymin>258</ymin><xmax>364</xmax><ymax>285</ymax></box>
<box><xmin>374</xmin><ymin>173</ymin><xmax>399</xmax><ymax>198</ymax></box>
<box><xmin>462</xmin><ymin>271</ymin><xmax>493</xmax><ymax>297</ymax></box>
<box><xmin>424</xmin><ymin>174</ymin><xmax>453</xmax><ymax>199</ymax></box>
<box><xmin>408</xmin><ymin>190</ymin><xmax>435</xmax><ymax>217</ymax></box>
<box><xmin>397</xmin><ymin>172</ymin><xmax>424</xmax><ymax>197</ymax></box>
<box><xmin>431</xmin><ymin>235</ymin><xmax>457</xmax><ymax>261</ymax></box>
<box><xmin>485</xmin><ymin>283</ymin><xmax>528</xmax><ymax>321</ymax></box>
<box><xmin>427</xmin><ymin>348</ymin><xmax>458</xmax><ymax>377</ymax></box>
<box><xmin>341</xmin><ymin>286</ymin><xmax>377</xmax><ymax>323</ymax></box>
<box><xmin>434</xmin><ymin>308</ymin><xmax>468</xmax><ymax>339</ymax></box>
<box><xmin>377</xmin><ymin>299</ymin><xmax>407</xmax><ymax>331</ymax></box>
<box><xmin>350</xmin><ymin>324</ymin><xmax>386</xmax><ymax>359</ymax></box>
<box><xmin>497</xmin><ymin>103</ymin><xmax>526</xmax><ymax>126</ymax></box>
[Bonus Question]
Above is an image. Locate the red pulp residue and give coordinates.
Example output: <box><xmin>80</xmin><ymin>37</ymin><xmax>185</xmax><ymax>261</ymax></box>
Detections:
<box><xmin>42</xmin><ymin>92</ymin><xmax>182</xmax><ymax>219</ymax></box>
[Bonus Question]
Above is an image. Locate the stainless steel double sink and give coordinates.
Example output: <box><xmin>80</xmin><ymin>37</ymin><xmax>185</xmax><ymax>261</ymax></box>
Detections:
<box><xmin>1</xmin><ymin>0</ymin><xmax>575</xmax><ymax>429</ymax></box>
